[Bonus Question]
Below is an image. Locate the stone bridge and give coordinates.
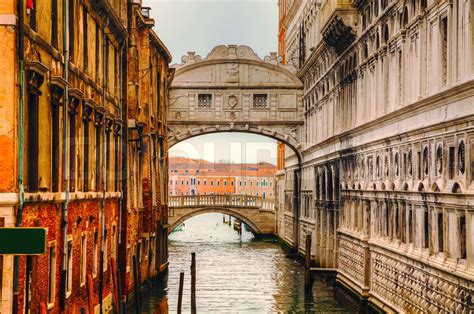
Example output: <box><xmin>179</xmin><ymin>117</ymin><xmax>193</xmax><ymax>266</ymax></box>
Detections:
<box><xmin>168</xmin><ymin>45</ymin><xmax>304</xmax><ymax>159</ymax></box>
<box><xmin>168</xmin><ymin>194</ymin><xmax>276</xmax><ymax>236</ymax></box>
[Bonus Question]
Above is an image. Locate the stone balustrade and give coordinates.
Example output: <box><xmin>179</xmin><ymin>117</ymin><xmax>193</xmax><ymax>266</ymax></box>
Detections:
<box><xmin>168</xmin><ymin>194</ymin><xmax>275</xmax><ymax>211</ymax></box>
<box><xmin>167</xmin><ymin>194</ymin><xmax>276</xmax><ymax>236</ymax></box>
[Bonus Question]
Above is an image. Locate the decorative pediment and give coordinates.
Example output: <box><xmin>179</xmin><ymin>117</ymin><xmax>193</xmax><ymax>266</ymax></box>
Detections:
<box><xmin>173</xmin><ymin>45</ymin><xmax>298</xmax><ymax>77</ymax></box>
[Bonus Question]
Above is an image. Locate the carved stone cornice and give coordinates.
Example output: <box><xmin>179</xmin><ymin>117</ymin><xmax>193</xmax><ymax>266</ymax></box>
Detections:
<box><xmin>50</xmin><ymin>76</ymin><xmax>67</xmax><ymax>106</ymax></box>
<box><xmin>94</xmin><ymin>106</ymin><xmax>106</xmax><ymax>126</ymax></box>
<box><xmin>26</xmin><ymin>61</ymin><xmax>49</xmax><ymax>94</ymax></box>
<box><xmin>114</xmin><ymin>119</ymin><xmax>123</xmax><ymax>135</ymax></box>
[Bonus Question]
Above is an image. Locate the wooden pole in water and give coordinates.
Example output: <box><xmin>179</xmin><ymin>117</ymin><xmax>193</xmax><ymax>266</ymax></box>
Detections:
<box><xmin>133</xmin><ymin>255</ymin><xmax>141</xmax><ymax>313</ymax></box>
<box><xmin>177</xmin><ymin>272</ymin><xmax>185</xmax><ymax>314</ymax></box>
<box><xmin>191</xmin><ymin>252</ymin><xmax>196</xmax><ymax>314</ymax></box>
<box><xmin>304</xmin><ymin>234</ymin><xmax>312</xmax><ymax>292</ymax></box>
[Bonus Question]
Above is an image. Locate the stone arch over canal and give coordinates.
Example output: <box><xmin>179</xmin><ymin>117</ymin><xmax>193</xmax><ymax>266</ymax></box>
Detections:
<box><xmin>167</xmin><ymin>45</ymin><xmax>305</xmax><ymax>161</ymax></box>
<box><xmin>168</xmin><ymin>195</ymin><xmax>276</xmax><ymax>236</ymax></box>
<box><xmin>167</xmin><ymin>45</ymin><xmax>306</xmax><ymax>246</ymax></box>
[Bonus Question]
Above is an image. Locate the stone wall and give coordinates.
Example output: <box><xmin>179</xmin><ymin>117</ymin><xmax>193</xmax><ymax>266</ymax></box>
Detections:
<box><xmin>277</xmin><ymin>0</ymin><xmax>474</xmax><ymax>311</ymax></box>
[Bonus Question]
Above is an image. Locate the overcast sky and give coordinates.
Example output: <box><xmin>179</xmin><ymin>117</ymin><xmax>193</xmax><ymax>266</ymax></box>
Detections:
<box><xmin>144</xmin><ymin>0</ymin><xmax>279</xmax><ymax>62</ymax></box>
<box><xmin>143</xmin><ymin>0</ymin><xmax>279</xmax><ymax>164</ymax></box>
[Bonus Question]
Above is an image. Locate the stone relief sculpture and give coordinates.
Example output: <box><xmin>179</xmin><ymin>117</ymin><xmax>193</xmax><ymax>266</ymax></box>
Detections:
<box><xmin>180</xmin><ymin>51</ymin><xmax>201</xmax><ymax>65</ymax></box>
<box><xmin>227</xmin><ymin>94</ymin><xmax>238</xmax><ymax>109</ymax></box>
<box><xmin>226</xmin><ymin>63</ymin><xmax>239</xmax><ymax>83</ymax></box>
<box><xmin>285</xmin><ymin>125</ymin><xmax>297</xmax><ymax>138</ymax></box>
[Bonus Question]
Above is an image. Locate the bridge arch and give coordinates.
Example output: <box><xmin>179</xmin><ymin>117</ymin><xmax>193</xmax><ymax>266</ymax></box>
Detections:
<box><xmin>168</xmin><ymin>45</ymin><xmax>305</xmax><ymax>247</ymax></box>
<box><xmin>168</xmin><ymin>45</ymin><xmax>305</xmax><ymax>162</ymax></box>
<box><xmin>168</xmin><ymin>195</ymin><xmax>276</xmax><ymax>236</ymax></box>
<box><xmin>168</xmin><ymin>128</ymin><xmax>303</xmax><ymax>163</ymax></box>
<box><xmin>169</xmin><ymin>207</ymin><xmax>263</xmax><ymax>236</ymax></box>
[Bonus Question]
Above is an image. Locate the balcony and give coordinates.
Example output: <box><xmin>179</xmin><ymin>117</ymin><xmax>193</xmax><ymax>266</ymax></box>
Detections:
<box><xmin>320</xmin><ymin>0</ymin><xmax>358</xmax><ymax>55</ymax></box>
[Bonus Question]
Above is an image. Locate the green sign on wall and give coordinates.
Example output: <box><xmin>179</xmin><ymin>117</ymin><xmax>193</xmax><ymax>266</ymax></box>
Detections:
<box><xmin>0</xmin><ymin>228</ymin><xmax>47</xmax><ymax>255</ymax></box>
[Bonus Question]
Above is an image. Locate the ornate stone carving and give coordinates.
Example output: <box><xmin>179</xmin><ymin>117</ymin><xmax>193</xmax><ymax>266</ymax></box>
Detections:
<box><xmin>371</xmin><ymin>250</ymin><xmax>473</xmax><ymax>313</ymax></box>
<box><xmin>368</xmin><ymin>156</ymin><xmax>374</xmax><ymax>178</ymax></box>
<box><xmin>285</xmin><ymin>125</ymin><xmax>297</xmax><ymax>139</ymax></box>
<box><xmin>253</xmin><ymin>94</ymin><xmax>268</xmax><ymax>108</ymax></box>
<box><xmin>226</xmin><ymin>63</ymin><xmax>239</xmax><ymax>83</ymax></box>
<box><xmin>198</xmin><ymin>94</ymin><xmax>212</xmax><ymax>108</ymax></box>
<box><xmin>227</xmin><ymin>94</ymin><xmax>238</xmax><ymax>109</ymax></box>
<box><xmin>339</xmin><ymin>236</ymin><xmax>366</xmax><ymax>287</ymax></box>
<box><xmin>383</xmin><ymin>155</ymin><xmax>390</xmax><ymax>177</ymax></box>
<box><xmin>169</xmin><ymin>45</ymin><xmax>303</xmax><ymax>155</ymax></box>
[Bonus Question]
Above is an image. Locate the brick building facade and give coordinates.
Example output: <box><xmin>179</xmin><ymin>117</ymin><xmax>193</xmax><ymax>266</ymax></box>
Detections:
<box><xmin>0</xmin><ymin>0</ymin><xmax>172</xmax><ymax>312</ymax></box>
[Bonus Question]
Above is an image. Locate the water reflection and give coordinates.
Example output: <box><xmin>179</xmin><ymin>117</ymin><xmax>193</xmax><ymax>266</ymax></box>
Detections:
<box><xmin>139</xmin><ymin>213</ymin><xmax>356</xmax><ymax>313</ymax></box>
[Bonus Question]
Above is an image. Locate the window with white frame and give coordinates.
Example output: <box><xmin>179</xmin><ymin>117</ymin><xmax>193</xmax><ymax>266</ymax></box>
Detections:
<box><xmin>66</xmin><ymin>237</ymin><xmax>73</xmax><ymax>295</ymax></box>
<box><xmin>93</xmin><ymin>231</ymin><xmax>98</xmax><ymax>277</ymax></box>
<box><xmin>80</xmin><ymin>234</ymin><xmax>87</xmax><ymax>285</ymax></box>
<box><xmin>48</xmin><ymin>243</ymin><xmax>56</xmax><ymax>306</ymax></box>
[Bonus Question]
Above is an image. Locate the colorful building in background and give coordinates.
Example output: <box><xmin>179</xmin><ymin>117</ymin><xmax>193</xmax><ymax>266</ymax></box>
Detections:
<box><xmin>169</xmin><ymin>158</ymin><xmax>276</xmax><ymax>199</ymax></box>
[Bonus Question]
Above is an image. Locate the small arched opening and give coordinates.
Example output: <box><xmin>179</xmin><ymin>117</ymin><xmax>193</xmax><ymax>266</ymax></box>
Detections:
<box><xmin>452</xmin><ymin>182</ymin><xmax>462</xmax><ymax>194</ymax></box>
<box><xmin>169</xmin><ymin>208</ymin><xmax>264</xmax><ymax>237</ymax></box>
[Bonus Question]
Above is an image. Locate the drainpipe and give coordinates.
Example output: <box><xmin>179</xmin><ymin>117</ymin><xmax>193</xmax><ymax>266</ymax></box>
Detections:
<box><xmin>99</xmin><ymin>18</ymin><xmax>110</xmax><ymax>314</ymax></box>
<box><xmin>295</xmin><ymin>163</ymin><xmax>302</xmax><ymax>253</ymax></box>
<box><xmin>12</xmin><ymin>0</ymin><xmax>26</xmax><ymax>311</ymax></box>
<box><xmin>116</xmin><ymin>40</ymin><xmax>126</xmax><ymax>314</ymax></box>
<box><xmin>60</xmin><ymin>0</ymin><xmax>70</xmax><ymax>310</ymax></box>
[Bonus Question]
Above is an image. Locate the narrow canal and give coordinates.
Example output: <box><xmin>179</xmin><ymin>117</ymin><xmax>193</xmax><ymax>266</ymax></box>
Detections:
<box><xmin>139</xmin><ymin>213</ymin><xmax>360</xmax><ymax>313</ymax></box>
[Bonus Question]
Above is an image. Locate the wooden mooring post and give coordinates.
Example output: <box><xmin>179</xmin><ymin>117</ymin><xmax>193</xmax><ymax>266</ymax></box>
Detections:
<box><xmin>177</xmin><ymin>272</ymin><xmax>185</xmax><ymax>314</ymax></box>
<box><xmin>133</xmin><ymin>255</ymin><xmax>141</xmax><ymax>313</ymax></box>
<box><xmin>191</xmin><ymin>252</ymin><xmax>197</xmax><ymax>314</ymax></box>
<box><xmin>304</xmin><ymin>234</ymin><xmax>312</xmax><ymax>292</ymax></box>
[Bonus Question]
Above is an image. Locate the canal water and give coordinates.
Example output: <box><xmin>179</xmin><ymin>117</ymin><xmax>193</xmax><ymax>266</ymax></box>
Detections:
<box><xmin>138</xmin><ymin>213</ymin><xmax>359</xmax><ymax>313</ymax></box>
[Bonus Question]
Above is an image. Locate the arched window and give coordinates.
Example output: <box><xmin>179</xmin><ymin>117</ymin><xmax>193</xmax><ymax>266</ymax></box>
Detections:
<box><xmin>420</xmin><ymin>0</ymin><xmax>427</xmax><ymax>10</ymax></box>
<box><xmin>321</xmin><ymin>171</ymin><xmax>326</xmax><ymax>200</ymax></box>
<box><xmin>458</xmin><ymin>141</ymin><xmax>466</xmax><ymax>175</ymax></box>
<box><xmin>315</xmin><ymin>172</ymin><xmax>320</xmax><ymax>200</ymax></box>
<box><xmin>383</xmin><ymin>24</ymin><xmax>390</xmax><ymax>43</ymax></box>
<box><xmin>452</xmin><ymin>182</ymin><xmax>462</xmax><ymax>194</ymax></box>
<box><xmin>401</xmin><ymin>6</ymin><xmax>409</xmax><ymax>29</ymax></box>
<box><xmin>327</xmin><ymin>167</ymin><xmax>333</xmax><ymax>201</ymax></box>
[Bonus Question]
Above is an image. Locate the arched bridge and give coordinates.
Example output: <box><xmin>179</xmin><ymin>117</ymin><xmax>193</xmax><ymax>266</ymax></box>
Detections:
<box><xmin>168</xmin><ymin>45</ymin><xmax>304</xmax><ymax>160</ymax></box>
<box><xmin>168</xmin><ymin>194</ymin><xmax>276</xmax><ymax>236</ymax></box>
